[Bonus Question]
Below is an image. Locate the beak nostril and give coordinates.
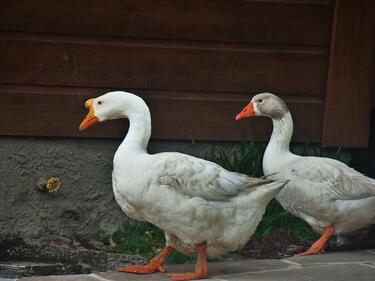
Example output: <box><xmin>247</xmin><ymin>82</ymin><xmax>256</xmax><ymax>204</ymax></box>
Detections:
<box><xmin>85</xmin><ymin>99</ymin><xmax>93</xmax><ymax>109</ymax></box>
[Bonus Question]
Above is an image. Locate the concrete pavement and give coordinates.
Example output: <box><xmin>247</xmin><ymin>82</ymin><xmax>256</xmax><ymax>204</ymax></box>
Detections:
<box><xmin>18</xmin><ymin>249</ymin><xmax>375</xmax><ymax>281</ymax></box>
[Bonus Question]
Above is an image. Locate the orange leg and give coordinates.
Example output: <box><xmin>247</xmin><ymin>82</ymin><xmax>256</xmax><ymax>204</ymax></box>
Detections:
<box><xmin>297</xmin><ymin>225</ymin><xmax>335</xmax><ymax>256</ymax></box>
<box><xmin>168</xmin><ymin>242</ymin><xmax>208</xmax><ymax>281</ymax></box>
<box><xmin>119</xmin><ymin>245</ymin><xmax>173</xmax><ymax>274</ymax></box>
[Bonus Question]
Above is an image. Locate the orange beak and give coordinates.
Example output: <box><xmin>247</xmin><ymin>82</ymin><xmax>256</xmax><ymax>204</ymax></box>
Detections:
<box><xmin>79</xmin><ymin>98</ymin><xmax>99</xmax><ymax>131</ymax></box>
<box><xmin>235</xmin><ymin>101</ymin><xmax>256</xmax><ymax>120</ymax></box>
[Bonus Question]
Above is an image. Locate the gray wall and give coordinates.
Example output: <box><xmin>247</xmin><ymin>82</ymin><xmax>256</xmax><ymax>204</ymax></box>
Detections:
<box><xmin>0</xmin><ymin>137</ymin><xmax>236</xmax><ymax>242</ymax></box>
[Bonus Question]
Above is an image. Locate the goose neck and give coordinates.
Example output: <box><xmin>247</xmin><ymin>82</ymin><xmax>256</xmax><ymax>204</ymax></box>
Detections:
<box><xmin>118</xmin><ymin>106</ymin><xmax>151</xmax><ymax>155</ymax></box>
<box><xmin>127</xmin><ymin>112</ymin><xmax>151</xmax><ymax>151</ymax></box>
<box><xmin>267</xmin><ymin>111</ymin><xmax>293</xmax><ymax>154</ymax></box>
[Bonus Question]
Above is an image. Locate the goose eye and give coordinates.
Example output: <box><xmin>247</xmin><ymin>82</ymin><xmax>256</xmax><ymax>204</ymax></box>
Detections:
<box><xmin>98</xmin><ymin>101</ymin><xmax>103</xmax><ymax>105</ymax></box>
<box><xmin>257</xmin><ymin>99</ymin><xmax>263</xmax><ymax>103</ymax></box>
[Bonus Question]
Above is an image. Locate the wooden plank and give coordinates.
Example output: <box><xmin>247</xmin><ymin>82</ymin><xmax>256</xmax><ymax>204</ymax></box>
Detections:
<box><xmin>0</xmin><ymin>85</ymin><xmax>323</xmax><ymax>141</ymax></box>
<box><xmin>322</xmin><ymin>0</ymin><xmax>375</xmax><ymax>147</ymax></box>
<box><xmin>0</xmin><ymin>0</ymin><xmax>333</xmax><ymax>45</ymax></box>
<box><xmin>0</xmin><ymin>33</ymin><xmax>329</xmax><ymax>94</ymax></box>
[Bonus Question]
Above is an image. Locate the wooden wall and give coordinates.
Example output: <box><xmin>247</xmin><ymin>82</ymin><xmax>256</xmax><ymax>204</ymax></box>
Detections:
<box><xmin>322</xmin><ymin>0</ymin><xmax>374</xmax><ymax>147</ymax></box>
<box><xmin>0</xmin><ymin>0</ymin><xmax>362</xmax><ymax>144</ymax></box>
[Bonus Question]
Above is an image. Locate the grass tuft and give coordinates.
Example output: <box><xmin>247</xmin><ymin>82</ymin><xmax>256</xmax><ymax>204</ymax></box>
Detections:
<box><xmin>97</xmin><ymin>223</ymin><xmax>194</xmax><ymax>263</ymax></box>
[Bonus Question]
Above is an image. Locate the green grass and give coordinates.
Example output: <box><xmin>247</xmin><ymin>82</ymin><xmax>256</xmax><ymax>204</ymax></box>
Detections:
<box><xmin>97</xmin><ymin>140</ymin><xmax>347</xmax><ymax>263</ymax></box>
<box><xmin>96</xmin><ymin>223</ymin><xmax>194</xmax><ymax>263</ymax></box>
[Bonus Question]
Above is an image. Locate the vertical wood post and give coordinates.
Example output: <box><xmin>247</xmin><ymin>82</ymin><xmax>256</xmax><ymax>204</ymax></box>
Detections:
<box><xmin>322</xmin><ymin>0</ymin><xmax>374</xmax><ymax>147</ymax></box>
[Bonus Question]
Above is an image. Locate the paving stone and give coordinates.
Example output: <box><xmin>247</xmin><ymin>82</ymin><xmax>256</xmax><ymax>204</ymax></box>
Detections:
<box><xmin>19</xmin><ymin>273</ymin><xmax>107</xmax><ymax>281</ymax></box>
<box><xmin>97</xmin><ymin>259</ymin><xmax>290</xmax><ymax>281</ymax></box>
<box><xmin>98</xmin><ymin>271</ymin><xmax>168</xmax><ymax>281</ymax></box>
<box><xmin>287</xmin><ymin>249</ymin><xmax>375</xmax><ymax>266</ymax></box>
<box><xmin>192</xmin><ymin>259</ymin><xmax>291</xmax><ymax>275</ymax></box>
<box><xmin>218</xmin><ymin>263</ymin><xmax>375</xmax><ymax>281</ymax></box>
<box><xmin>18</xmin><ymin>250</ymin><xmax>375</xmax><ymax>281</ymax></box>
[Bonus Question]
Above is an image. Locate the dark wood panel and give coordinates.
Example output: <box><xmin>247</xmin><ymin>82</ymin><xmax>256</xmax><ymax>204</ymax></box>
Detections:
<box><xmin>0</xmin><ymin>34</ymin><xmax>329</xmax><ymax>94</ymax></box>
<box><xmin>0</xmin><ymin>85</ymin><xmax>323</xmax><ymax>141</ymax></box>
<box><xmin>322</xmin><ymin>0</ymin><xmax>375</xmax><ymax>147</ymax></box>
<box><xmin>0</xmin><ymin>0</ymin><xmax>333</xmax><ymax>45</ymax></box>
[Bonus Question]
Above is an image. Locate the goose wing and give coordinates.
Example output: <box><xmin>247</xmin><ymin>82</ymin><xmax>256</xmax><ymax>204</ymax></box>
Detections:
<box><xmin>282</xmin><ymin>157</ymin><xmax>375</xmax><ymax>201</ymax></box>
<box><xmin>152</xmin><ymin>152</ymin><xmax>273</xmax><ymax>201</ymax></box>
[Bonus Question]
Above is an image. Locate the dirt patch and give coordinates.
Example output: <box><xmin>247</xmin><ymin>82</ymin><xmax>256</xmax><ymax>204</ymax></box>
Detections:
<box><xmin>0</xmin><ymin>238</ymin><xmax>145</xmax><ymax>278</ymax></box>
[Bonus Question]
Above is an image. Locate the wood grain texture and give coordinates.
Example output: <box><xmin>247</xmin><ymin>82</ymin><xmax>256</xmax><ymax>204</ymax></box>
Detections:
<box><xmin>0</xmin><ymin>0</ymin><xmax>335</xmax><ymax>142</ymax></box>
<box><xmin>0</xmin><ymin>85</ymin><xmax>323</xmax><ymax>141</ymax></box>
<box><xmin>0</xmin><ymin>32</ymin><xmax>328</xmax><ymax>94</ymax></box>
<box><xmin>0</xmin><ymin>0</ymin><xmax>333</xmax><ymax>45</ymax></box>
<box><xmin>322</xmin><ymin>0</ymin><xmax>375</xmax><ymax>147</ymax></box>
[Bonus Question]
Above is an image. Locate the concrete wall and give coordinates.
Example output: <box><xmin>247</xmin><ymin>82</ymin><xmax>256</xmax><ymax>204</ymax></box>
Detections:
<box><xmin>0</xmin><ymin>137</ymin><xmax>237</xmax><ymax>242</ymax></box>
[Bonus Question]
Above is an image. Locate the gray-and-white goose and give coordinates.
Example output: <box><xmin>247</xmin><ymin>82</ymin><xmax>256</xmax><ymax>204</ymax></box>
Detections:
<box><xmin>236</xmin><ymin>93</ymin><xmax>375</xmax><ymax>256</ymax></box>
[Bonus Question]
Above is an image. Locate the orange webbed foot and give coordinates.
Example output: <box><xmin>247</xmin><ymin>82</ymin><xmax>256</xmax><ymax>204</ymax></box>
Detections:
<box><xmin>168</xmin><ymin>242</ymin><xmax>208</xmax><ymax>281</ymax></box>
<box><xmin>296</xmin><ymin>225</ymin><xmax>335</xmax><ymax>257</ymax></box>
<box><xmin>119</xmin><ymin>245</ymin><xmax>173</xmax><ymax>274</ymax></box>
<box><xmin>119</xmin><ymin>262</ymin><xmax>164</xmax><ymax>274</ymax></box>
<box><xmin>296</xmin><ymin>247</ymin><xmax>325</xmax><ymax>256</ymax></box>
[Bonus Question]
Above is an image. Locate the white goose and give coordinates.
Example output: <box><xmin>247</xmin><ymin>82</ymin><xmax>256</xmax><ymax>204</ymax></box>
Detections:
<box><xmin>236</xmin><ymin>93</ymin><xmax>375</xmax><ymax>256</ymax></box>
<box><xmin>79</xmin><ymin>91</ymin><xmax>287</xmax><ymax>281</ymax></box>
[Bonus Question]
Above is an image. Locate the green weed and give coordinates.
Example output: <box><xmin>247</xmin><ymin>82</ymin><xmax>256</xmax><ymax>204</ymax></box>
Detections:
<box><xmin>97</xmin><ymin>223</ymin><xmax>194</xmax><ymax>263</ymax></box>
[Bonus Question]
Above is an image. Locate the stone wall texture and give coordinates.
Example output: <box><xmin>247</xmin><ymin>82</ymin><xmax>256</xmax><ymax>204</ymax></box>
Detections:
<box><xmin>0</xmin><ymin>137</ymin><xmax>234</xmax><ymax>242</ymax></box>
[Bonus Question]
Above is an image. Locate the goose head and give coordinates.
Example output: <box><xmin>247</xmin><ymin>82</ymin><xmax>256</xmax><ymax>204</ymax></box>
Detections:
<box><xmin>79</xmin><ymin>91</ymin><xmax>146</xmax><ymax>131</ymax></box>
<box><xmin>235</xmin><ymin>93</ymin><xmax>289</xmax><ymax>121</ymax></box>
